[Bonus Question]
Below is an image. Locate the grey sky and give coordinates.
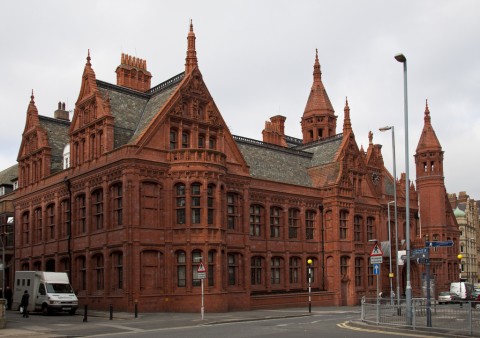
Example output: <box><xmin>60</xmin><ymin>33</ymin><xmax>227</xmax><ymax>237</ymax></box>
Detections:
<box><xmin>1</xmin><ymin>0</ymin><xmax>479</xmax><ymax>199</ymax></box>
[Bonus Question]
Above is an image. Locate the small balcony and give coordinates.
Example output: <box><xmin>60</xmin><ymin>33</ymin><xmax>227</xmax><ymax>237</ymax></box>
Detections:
<box><xmin>168</xmin><ymin>149</ymin><xmax>226</xmax><ymax>167</ymax></box>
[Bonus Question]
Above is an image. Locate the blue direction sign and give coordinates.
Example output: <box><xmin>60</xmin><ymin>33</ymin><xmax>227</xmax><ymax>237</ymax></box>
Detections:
<box><xmin>412</xmin><ymin>248</ymin><xmax>428</xmax><ymax>255</ymax></box>
<box><xmin>426</xmin><ymin>240</ymin><xmax>454</xmax><ymax>248</ymax></box>
<box><xmin>373</xmin><ymin>264</ymin><xmax>380</xmax><ymax>275</ymax></box>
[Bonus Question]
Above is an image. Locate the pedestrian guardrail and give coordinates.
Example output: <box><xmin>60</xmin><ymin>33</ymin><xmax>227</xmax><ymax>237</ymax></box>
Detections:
<box><xmin>361</xmin><ymin>296</ymin><xmax>480</xmax><ymax>336</ymax></box>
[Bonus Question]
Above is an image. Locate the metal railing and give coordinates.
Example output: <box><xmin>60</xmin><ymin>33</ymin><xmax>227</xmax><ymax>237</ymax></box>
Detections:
<box><xmin>361</xmin><ymin>296</ymin><xmax>480</xmax><ymax>336</ymax></box>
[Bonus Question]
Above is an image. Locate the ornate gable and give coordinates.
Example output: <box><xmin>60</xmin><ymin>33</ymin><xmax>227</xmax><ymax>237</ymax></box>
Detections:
<box><xmin>69</xmin><ymin>52</ymin><xmax>114</xmax><ymax>167</ymax></box>
<box><xmin>17</xmin><ymin>92</ymin><xmax>52</xmax><ymax>187</ymax></box>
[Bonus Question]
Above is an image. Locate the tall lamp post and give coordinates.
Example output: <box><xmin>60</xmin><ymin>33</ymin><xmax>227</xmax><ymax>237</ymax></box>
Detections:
<box><xmin>379</xmin><ymin>125</ymin><xmax>399</xmax><ymax>307</ymax></box>
<box><xmin>307</xmin><ymin>258</ymin><xmax>312</xmax><ymax>313</ymax></box>
<box><xmin>387</xmin><ymin>201</ymin><xmax>394</xmax><ymax>305</ymax></box>
<box><xmin>395</xmin><ymin>53</ymin><xmax>412</xmax><ymax>325</ymax></box>
<box><xmin>457</xmin><ymin>254</ymin><xmax>463</xmax><ymax>301</ymax></box>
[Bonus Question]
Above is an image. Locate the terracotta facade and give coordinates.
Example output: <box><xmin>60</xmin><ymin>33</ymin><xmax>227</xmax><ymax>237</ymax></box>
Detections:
<box><xmin>10</xmin><ymin>23</ymin><xmax>460</xmax><ymax>312</ymax></box>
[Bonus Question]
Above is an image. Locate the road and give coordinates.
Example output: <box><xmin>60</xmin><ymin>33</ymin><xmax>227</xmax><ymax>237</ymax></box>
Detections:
<box><xmin>2</xmin><ymin>307</ymin><xmax>451</xmax><ymax>337</ymax></box>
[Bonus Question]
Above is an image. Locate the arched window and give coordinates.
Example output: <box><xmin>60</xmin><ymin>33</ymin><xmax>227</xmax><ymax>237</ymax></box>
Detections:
<box><xmin>76</xmin><ymin>256</ymin><xmax>87</xmax><ymax>291</ymax></box>
<box><xmin>191</xmin><ymin>183</ymin><xmax>201</xmax><ymax>224</ymax></box>
<box><xmin>177</xmin><ymin>251</ymin><xmax>186</xmax><ymax>287</ymax></box>
<box><xmin>208</xmin><ymin>250</ymin><xmax>215</xmax><ymax>287</ymax></box>
<box><xmin>367</xmin><ymin>217</ymin><xmax>375</xmax><ymax>241</ymax></box>
<box><xmin>75</xmin><ymin>194</ymin><xmax>86</xmax><ymax>234</ymax></box>
<box><xmin>60</xmin><ymin>199</ymin><xmax>70</xmax><ymax>239</ymax></box>
<box><xmin>354</xmin><ymin>215</ymin><xmax>363</xmax><ymax>242</ymax></box>
<box><xmin>209</xmin><ymin>137</ymin><xmax>216</xmax><ymax>150</ymax></box>
<box><xmin>339</xmin><ymin>210</ymin><xmax>349</xmax><ymax>240</ymax></box>
<box><xmin>251</xmin><ymin>256</ymin><xmax>264</xmax><ymax>286</ymax></box>
<box><xmin>207</xmin><ymin>184</ymin><xmax>215</xmax><ymax>225</ymax></box>
<box><xmin>22</xmin><ymin>211</ymin><xmax>30</xmax><ymax>245</ymax></box>
<box><xmin>305</xmin><ymin>210</ymin><xmax>315</xmax><ymax>240</ymax></box>
<box><xmin>228</xmin><ymin>253</ymin><xmax>240</xmax><ymax>286</ymax></box>
<box><xmin>355</xmin><ymin>257</ymin><xmax>363</xmax><ymax>287</ymax></box>
<box><xmin>111</xmin><ymin>183</ymin><xmax>123</xmax><ymax>227</ymax></box>
<box><xmin>181</xmin><ymin>131</ymin><xmax>190</xmax><ymax>148</ymax></box>
<box><xmin>192</xmin><ymin>250</ymin><xmax>203</xmax><ymax>286</ymax></box>
<box><xmin>340</xmin><ymin>256</ymin><xmax>349</xmax><ymax>280</ymax></box>
<box><xmin>271</xmin><ymin>257</ymin><xmax>283</xmax><ymax>285</ymax></box>
<box><xmin>175</xmin><ymin>183</ymin><xmax>186</xmax><ymax>224</ymax></box>
<box><xmin>34</xmin><ymin>207</ymin><xmax>42</xmax><ymax>243</ymax></box>
<box><xmin>112</xmin><ymin>251</ymin><xmax>123</xmax><ymax>290</ymax></box>
<box><xmin>46</xmin><ymin>203</ymin><xmax>55</xmax><ymax>240</ymax></box>
<box><xmin>91</xmin><ymin>189</ymin><xmax>103</xmax><ymax>230</ymax></box>
<box><xmin>270</xmin><ymin>206</ymin><xmax>281</xmax><ymax>238</ymax></box>
<box><xmin>288</xmin><ymin>208</ymin><xmax>300</xmax><ymax>239</ymax></box>
<box><xmin>198</xmin><ymin>134</ymin><xmax>205</xmax><ymax>148</ymax></box>
<box><xmin>169</xmin><ymin>129</ymin><xmax>178</xmax><ymax>150</ymax></box>
<box><xmin>289</xmin><ymin>256</ymin><xmax>301</xmax><ymax>284</ymax></box>
<box><xmin>92</xmin><ymin>254</ymin><xmax>104</xmax><ymax>291</ymax></box>
<box><xmin>249</xmin><ymin>205</ymin><xmax>264</xmax><ymax>237</ymax></box>
<box><xmin>33</xmin><ymin>261</ymin><xmax>41</xmax><ymax>271</ymax></box>
<box><xmin>227</xmin><ymin>192</ymin><xmax>241</xmax><ymax>230</ymax></box>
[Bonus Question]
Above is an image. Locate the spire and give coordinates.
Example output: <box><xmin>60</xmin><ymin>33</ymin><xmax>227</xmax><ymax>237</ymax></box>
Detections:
<box><xmin>301</xmin><ymin>49</ymin><xmax>337</xmax><ymax>143</ymax></box>
<box><xmin>415</xmin><ymin>99</ymin><xmax>442</xmax><ymax>152</ymax></box>
<box><xmin>86</xmin><ymin>49</ymin><xmax>91</xmax><ymax>66</ymax></box>
<box><xmin>313</xmin><ymin>48</ymin><xmax>321</xmax><ymax>83</ymax></box>
<box><xmin>25</xmin><ymin>89</ymin><xmax>40</xmax><ymax>131</ymax></box>
<box><xmin>343</xmin><ymin>97</ymin><xmax>352</xmax><ymax>133</ymax></box>
<box><xmin>185</xmin><ymin>19</ymin><xmax>198</xmax><ymax>73</ymax></box>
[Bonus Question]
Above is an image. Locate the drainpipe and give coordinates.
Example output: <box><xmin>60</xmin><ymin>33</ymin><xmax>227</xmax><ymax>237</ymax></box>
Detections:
<box><xmin>319</xmin><ymin>204</ymin><xmax>325</xmax><ymax>290</ymax></box>
<box><xmin>63</xmin><ymin>177</ymin><xmax>72</xmax><ymax>282</ymax></box>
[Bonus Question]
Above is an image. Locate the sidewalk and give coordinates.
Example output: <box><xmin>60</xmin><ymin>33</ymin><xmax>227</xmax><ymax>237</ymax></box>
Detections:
<box><xmin>0</xmin><ymin>306</ymin><xmax>361</xmax><ymax>337</ymax></box>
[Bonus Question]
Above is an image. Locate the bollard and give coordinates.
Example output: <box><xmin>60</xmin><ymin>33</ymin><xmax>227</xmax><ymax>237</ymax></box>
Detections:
<box><xmin>134</xmin><ymin>301</ymin><xmax>138</xmax><ymax>318</ymax></box>
<box><xmin>83</xmin><ymin>304</ymin><xmax>88</xmax><ymax>322</ymax></box>
<box><xmin>109</xmin><ymin>304</ymin><xmax>113</xmax><ymax>320</ymax></box>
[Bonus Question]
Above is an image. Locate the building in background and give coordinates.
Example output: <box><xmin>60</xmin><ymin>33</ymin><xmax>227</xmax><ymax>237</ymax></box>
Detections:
<box><xmin>449</xmin><ymin>192</ymin><xmax>479</xmax><ymax>284</ymax></box>
<box><xmin>2</xmin><ymin>23</ymin><xmax>460</xmax><ymax>312</ymax></box>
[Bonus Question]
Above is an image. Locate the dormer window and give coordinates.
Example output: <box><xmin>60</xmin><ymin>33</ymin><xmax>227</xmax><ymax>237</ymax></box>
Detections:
<box><xmin>63</xmin><ymin>144</ymin><xmax>70</xmax><ymax>169</ymax></box>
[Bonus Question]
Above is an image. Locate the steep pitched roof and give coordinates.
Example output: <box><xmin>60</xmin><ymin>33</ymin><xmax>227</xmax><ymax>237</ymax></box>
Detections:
<box><xmin>234</xmin><ymin>136</ymin><xmax>313</xmax><ymax>187</ymax></box>
<box><xmin>416</xmin><ymin>100</ymin><xmax>442</xmax><ymax>153</ymax></box>
<box><xmin>38</xmin><ymin>116</ymin><xmax>70</xmax><ymax>173</ymax></box>
<box><xmin>0</xmin><ymin>164</ymin><xmax>18</xmax><ymax>186</ymax></box>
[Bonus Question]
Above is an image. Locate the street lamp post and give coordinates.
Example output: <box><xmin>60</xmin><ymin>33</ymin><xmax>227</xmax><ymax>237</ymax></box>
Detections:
<box><xmin>307</xmin><ymin>259</ymin><xmax>312</xmax><ymax>313</ymax></box>
<box><xmin>380</xmin><ymin>124</ymin><xmax>399</xmax><ymax>307</ymax></box>
<box><xmin>458</xmin><ymin>254</ymin><xmax>463</xmax><ymax>298</ymax></box>
<box><xmin>395</xmin><ymin>53</ymin><xmax>412</xmax><ymax>325</ymax></box>
<box><xmin>387</xmin><ymin>201</ymin><xmax>394</xmax><ymax>305</ymax></box>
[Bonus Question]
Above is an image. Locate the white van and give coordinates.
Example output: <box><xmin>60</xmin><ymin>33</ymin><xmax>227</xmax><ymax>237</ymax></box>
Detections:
<box><xmin>13</xmin><ymin>271</ymin><xmax>78</xmax><ymax>315</ymax></box>
<box><xmin>450</xmin><ymin>281</ymin><xmax>474</xmax><ymax>300</ymax></box>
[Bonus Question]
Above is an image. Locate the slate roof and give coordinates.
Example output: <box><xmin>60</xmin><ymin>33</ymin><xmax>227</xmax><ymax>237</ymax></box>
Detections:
<box><xmin>233</xmin><ymin>134</ymin><xmax>344</xmax><ymax>187</ymax></box>
<box><xmin>96</xmin><ymin>72</ymin><xmax>184</xmax><ymax>148</ymax></box>
<box><xmin>39</xmin><ymin>116</ymin><xmax>71</xmax><ymax>173</ymax></box>
<box><xmin>0</xmin><ymin>164</ymin><xmax>18</xmax><ymax>186</ymax></box>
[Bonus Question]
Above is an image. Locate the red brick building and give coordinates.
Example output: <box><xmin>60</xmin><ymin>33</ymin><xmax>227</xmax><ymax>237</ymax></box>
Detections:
<box><xmin>11</xmin><ymin>23</ymin><xmax>459</xmax><ymax>312</ymax></box>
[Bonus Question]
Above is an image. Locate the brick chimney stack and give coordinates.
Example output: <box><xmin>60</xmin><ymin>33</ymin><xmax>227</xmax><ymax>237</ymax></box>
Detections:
<box><xmin>54</xmin><ymin>101</ymin><xmax>70</xmax><ymax>121</ymax></box>
<box><xmin>262</xmin><ymin>115</ymin><xmax>287</xmax><ymax>146</ymax></box>
<box><xmin>115</xmin><ymin>53</ymin><xmax>152</xmax><ymax>92</ymax></box>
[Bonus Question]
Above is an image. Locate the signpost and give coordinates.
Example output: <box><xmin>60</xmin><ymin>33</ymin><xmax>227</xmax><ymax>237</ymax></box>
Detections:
<box><xmin>426</xmin><ymin>240</ymin><xmax>454</xmax><ymax>248</ymax></box>
<box><xmin>370</xmin><ymin>241</ymin><xmax>383</xmax><ymax>323</ymax></box>
<box><xmin>197</xmin><ymin>262</ymin><xmax>206</xmax><ymax>320</ymax></box>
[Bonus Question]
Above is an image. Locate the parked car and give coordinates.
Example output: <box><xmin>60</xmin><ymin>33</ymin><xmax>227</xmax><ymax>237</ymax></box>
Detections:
<box><xmin>438</xmin><ymin>291</ymin><xmax>457</xmax><ymax>304</ymax></box>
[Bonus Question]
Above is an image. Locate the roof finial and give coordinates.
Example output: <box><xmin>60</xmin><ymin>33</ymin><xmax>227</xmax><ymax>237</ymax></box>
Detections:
<box><xmin>185</xmin><ymin>19</ymin><xmax>198</xmax><ymax>73</ymax></box>
<box><xmin>313</xmin><ymin>48</ymin><xmax>321</xmax><ymax>82</ymax></box>
<box><xmin>86</xmin><ymin>49</ymin><xmax>91</xmax><ymax>66</ymax></box>
<box><xmin>368</xmin><ymin>130</ymin><xmax>373</xmax><ymax>145</ymax></box>
<box><xmin>343</xmin><ymin>96</ymin><xmax>352</xmax><ymax>133</ymax></box>
<box><xmin>30</xmin><ymin>89</ymin><xmax>35</xmax><ymax>103</ymax></box>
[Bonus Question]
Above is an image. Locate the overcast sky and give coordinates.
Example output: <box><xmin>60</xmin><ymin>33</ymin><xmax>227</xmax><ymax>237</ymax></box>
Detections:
<box><xmin>1</xmin><ymin>0</ymin><xmax>479</xmax><ymax>200</ymax></box>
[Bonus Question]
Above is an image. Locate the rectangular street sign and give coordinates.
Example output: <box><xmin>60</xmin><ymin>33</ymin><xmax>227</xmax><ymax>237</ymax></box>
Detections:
<box><xmin>426</xmin><ymin>240</ymin><xmax>454</xmax><ymax>248</ymax></box>
<box><xmin>373</xmin><ymin>264</ymin><xmax>380</xmax><ymax>275</ymax></box>
<box><xmin>197</xmin><ymin>272</ymin><xmax>206</xmax><ymax>279</ymax></box>
<box><xmin>370</xmin><ymin>256</ymin><xmax>383</xmax><ymax>264</ymax></box>
<box><xmin>412</xmin><ymin>248</ymin><xmax>428</xmax><ymax>255</ymax></box>
<box><xmin>417</xmin><ymin>258</ymin><xmax>429</xmax><ymax>264</ymax></box>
